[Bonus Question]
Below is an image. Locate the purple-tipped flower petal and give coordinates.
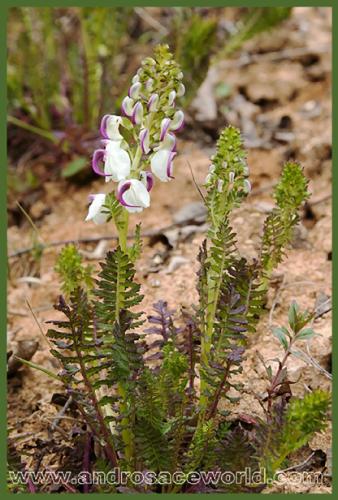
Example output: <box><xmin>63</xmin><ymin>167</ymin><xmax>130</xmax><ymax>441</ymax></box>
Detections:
<box><xmin>170</xmin><ymin>110</ymin><xmax>184</xmax><ymax>132</ymax></box>
<box><xmin>132</xmin><ymin>74</ymin><xmax>140</xmax><ymax>84</ymax></box>
<box><xmin>121</xmin><ymin>96</ymin><xmax>134</xmax><ymax>117</ymax></box>
<box><xmin>132</xmin><ymin>102</ymin><xmax>143</xmax><ymax>125</ymax></box>
<box><xmin>151</xmin><ymin>149</ymin><xmax>176</xmax><ymax>182</ymax></box>
<box><xmin>140</xmin><ymin>171</ymin><xmax>154</xmax><ymax>192</ymax></box>
<box><xmin>92</xmin><ymin>149</ymin><xmax>109</xmax><ymax>176</ymax></box>
<box><xmin>139</xmin><ymin>128</ymin><xmax>150</xmax><ymax>154</ymax></box>
<box><xmin>148</xmin><ymin>93</ymin><xmax>159</xmax><ymax>112</ymax></box>
<box><xmin>117</xmin><ymin>179</ymin><xmax>150</xmax><ymax>213</ymax></box>
<box><xmin>160</xmin><ymin>117</ymin><xmax>171</xmax><ymax>141</ymax></box>
<box><xmin>100</xmin><ymin>115</ymin><xmax>123</xmax><ymax>140</ymax></box>
<box><xmin>128</xmin><ymin>81</ymin><xmax>142</xmax><ymax>99</ymax></box>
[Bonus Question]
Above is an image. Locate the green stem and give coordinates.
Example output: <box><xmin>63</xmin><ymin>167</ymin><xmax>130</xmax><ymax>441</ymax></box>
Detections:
<box><xmin>115</xmin><ymin>209</ymin><xmax>134</xmax><ymax>463</ymax></box>
<box><xmin>7</xmin><ymin>115</ymin><xmax>58</xmax><ymax>144</ymax></box>
<box><xmin>118</xmin><ymin>210</ymin><xmax>129</xmax><ymax>253</ymax></box>
<box><xmin>112</xmin><ymin>140</ymin><xmax>144</xmax><ymax>464</ymax></box>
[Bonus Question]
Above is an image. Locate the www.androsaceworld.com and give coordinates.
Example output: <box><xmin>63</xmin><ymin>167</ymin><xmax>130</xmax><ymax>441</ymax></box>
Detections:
<box><xmin>9</xmin><ymin>468</ymin><xmax>327</xmax><ymax>487</ymax></box>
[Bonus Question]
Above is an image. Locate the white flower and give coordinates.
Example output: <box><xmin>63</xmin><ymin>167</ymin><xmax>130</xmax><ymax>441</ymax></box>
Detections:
<box><xmin>177</xmin><ymin>83</ymin><xmax>185</xmax><ymax>97</ymax></box>
<box><xmin>121</xmin><ymin>96</ymin><xmax>134</xmax><ymax>117</ymax></box>
<box><xmin>151</xmin><ymin>149</ymin><xmax>176</xmax><ymax>182</ymax></box>
<box><xmin>100</xmin><ymin>115</ymin><xmax>123</xmax><ymax>141</ymax></box>
<box><xmin>85</xmin><ymin>194</ymin><xmax>108</xmax><ymax>224</ymax></box>
<box><xmin>170</xmin><ymin>110</ymin><xmax>184</xmax><ymax>131</ymax></box>
<box><xmin>104</xmin><ymin>141</ymin><xmax>131</xmax><ymax>182</ymax></box>
<box><xmin>117</xmin><ymin>179</ymin><xmax>151</xmax><ymax>213</ymax></box>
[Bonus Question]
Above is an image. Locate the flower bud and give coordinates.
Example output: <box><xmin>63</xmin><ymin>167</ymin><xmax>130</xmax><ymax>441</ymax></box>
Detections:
<box><xmin>128</xmin><ymin>81</ymin><xmax>142</xmax><ymax>100</ymax></box>
<box><xmin>177</xmin><ymin>83</ymin><xmax>185</xmax><ymax>97</ymax></box>
<box><xmin>170</xmin><ymin>110</ymin><xmax>184</xmax><ymax>132</ymax></box>
<box><xmin>160</xmin><ymin>117</ymin><xmax>171</xmax><ymax>141</ymax></box>
<box><xmin>168</xmin><ymin>90</ymin><xmax>176</xmax><ymax>106</ymax></box>
<box><xmin>121</xmin><ymin>96</ymin><xmax>134</xmax><ymax>117</ymax></box>
<box><xmin>243</xmin><ymin>179</ymin><xmax>251</xmax><ymax>193</ymax></box>
<box><xmin>229</xmin><ymin>171</ymin><xmax>235</xmax><ymax>183</ymax></box>
<box><xmin>144</xmin><ymin>57</ymin><xmax>156</xmax><ymax>66</ymax></box>
<box><xmin>147</xmin><ymin>93</ymin><xmax>159</xmax><ymax>112</ymax></box>
<box><xmin>146</xmin><ymin>78</ymin><xmax>154</xmax><ymax>91</ymax></box>
<box><xmin>139</xmin><ymin>128</ymin><xmax>150</xmax><ymax>154</ymax></box>
<box><xmin>132</xmin><ymin>102</ymin><xmax>143</xmax><ymax>125</ymax></box>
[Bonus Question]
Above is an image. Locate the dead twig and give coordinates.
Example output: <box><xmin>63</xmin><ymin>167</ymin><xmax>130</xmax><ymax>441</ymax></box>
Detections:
<box><xmin>8</xmin><ymin>226</ymin><xmax>174</xmax><ymax>258</ymax></box>
<box><xmin>278</xmin><ymin>452</ymin><xmax>315</xmax><ymax>474</ymax></box>
<box><xmin>50</xmin><ymin>396</ymin><xmax>74</xmax><ymax>433</ymax></box>
<box><xmin>219</xmin><ymin>45</ymin><xmax>330</xmax><ymax>69</ymax></box>
<box><xmin>134</xmin><ymin>7</ymin><xmax>169</xmax><ymax>36</ymax></box>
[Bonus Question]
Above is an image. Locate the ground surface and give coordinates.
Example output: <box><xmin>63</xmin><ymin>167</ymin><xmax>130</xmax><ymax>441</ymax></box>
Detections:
<box><xmin>7</xmin><ymin>7</ymin><xmax>332</xmax><ymax>493</ymax></box>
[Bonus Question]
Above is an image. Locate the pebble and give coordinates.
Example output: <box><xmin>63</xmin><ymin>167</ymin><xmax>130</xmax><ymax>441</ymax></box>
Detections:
<box><xmin>150</xmin><ymin>279</ymin><xmax>161</xmax><ymax>288</ymax></box>
<box><xmin>164</xmin><ymin>256</ymin><xmax>189</xmax><ymax>275</ymax></box>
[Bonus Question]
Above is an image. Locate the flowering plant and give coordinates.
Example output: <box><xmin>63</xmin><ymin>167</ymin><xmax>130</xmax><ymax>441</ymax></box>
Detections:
<box><xmin>86</xmin><ymin>45</ymin><xmax>185</xmax><ymax>255</ymax></box>
<box><xmin>21</xmin><ymin>46</ymin><xmax>330</xmax><ymax>494</ymax></box>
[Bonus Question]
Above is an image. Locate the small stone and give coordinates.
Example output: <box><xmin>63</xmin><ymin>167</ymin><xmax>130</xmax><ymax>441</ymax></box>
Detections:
<box><xmin>164</xmin><ymin>256</ymin><xmax>189</xmax><ymax>275</ymax></box>
<box><xmin>153</xmin><ymin>254</ymin><xmax>164</xmax><ymax>265</ymax></box>
<box><xmin>315</xmin><ymin>292</ymin><xmax>332</xmax><ymax>318</ymax></box>
<box><xmin>173</xmin><ymin>202</ymin><xmax>207</xmax><ymax>226</ymax></box>
<box><xmin>150</xmin><ymin>279</ymin><xmax>161</xmax><ymax>288</ymax></box>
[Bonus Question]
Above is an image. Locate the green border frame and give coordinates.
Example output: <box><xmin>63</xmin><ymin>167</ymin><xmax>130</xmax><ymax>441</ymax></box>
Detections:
<box><xmin>1</xmin><ymin>1</ymin><xmax>335</xmax><ymax>498</ymax></box>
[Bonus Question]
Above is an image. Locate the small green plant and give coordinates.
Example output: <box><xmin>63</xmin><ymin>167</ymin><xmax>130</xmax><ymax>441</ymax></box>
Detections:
<box><xmin>16</xmin><ymin>46</ymin><xmax>329</xmax><ymax>494</ymax></box>
<box><xmin>55</xmin><ymin>244</ymin><xmax>93</xmax><ymax>297</ymax></box>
